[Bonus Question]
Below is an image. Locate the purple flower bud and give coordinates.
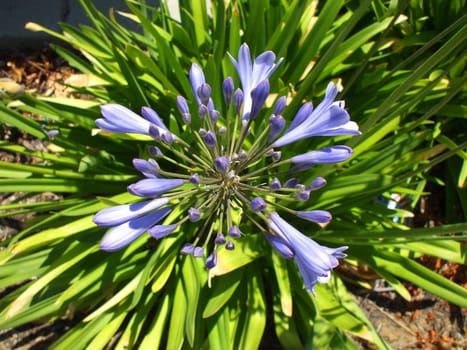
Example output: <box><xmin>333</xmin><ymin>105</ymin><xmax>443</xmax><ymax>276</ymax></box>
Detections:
<box><xmin>270</xmin><ymin>177</ymin><xmax>281</xmax><ymax>191</ymax></box>
<box><xmin>290</xmin><ymin>146</ymin><xmax>353</xmax><ymax>172</ymax></box>
<box><xmin>250</xmin><ymin>197</ymin><xmax>266</xmax><ymax>212</ymax></box>
<box><xmin>203</xmin><ymin>130</ymin><xmax>217</xmax><ymax>148</ymax></box>
<box><xmin>228</xmin><ymin>225</ymin><xmax>242</xmax><ymax>238</ymax></box>
<box><xmin>238</xmin><ymin>150</ymin><xmax>248</xmax><ymax>161</ymax></box>
<box><xmin>233</xmin><ymin>89</ymin><xmax>244</xmax><ymax>114</ymax></box>
<box><xmin>141</xmin><ymin>107</ymin><xmax>168</xmax><ymax>130</ymax></box>
<box><xmin>193</xmin><ymin>246</ymin><xmax>204</xmax><ymax>257</ymax></box>
<box><xmin>127</xmin><ymin>178</ymin><xmax>184</xmax><ymax>198</ymax></box>
<box><xmin>297</xmin><ymin>210</ymin><xmax>332</xmax><ymax>224</ymax></box>
<box><xmin>206</xmin><ymin>251</ymin><xmax>217</xmax><ymax>269</ymax></box>
<box><xmin>149</xmin><ymin>124</ymin><xmax>161</xmax><ymax>141</ymax></box>
<box><xmin>189</xmin><ymin>63</ymin><xmax>206</xmax><ymax>105</ymax></box>
<box><xmin>218</xmin><ymin>126</ymin><xmax>227</xmax><ymax>135</ymax></box>
<box><xmin>188</xmin><ymin>207</ymin><xmax>201</xmax><ymax>222</ymax></box>
<box><xmin>222</xmin><ymin>77</ymin><xmax>234</xmax><ymax>105</ymax></box>
<box><xmin>210</xmin><ymin>109</ymin><xmax>220</xmax><ymax>123</ymax></box>
<box><xmin>198</xmin><ymin>104</ymin><xmax>208</xmax><ymax>119</ymax></box>
<box><xmin>296</xmin><ymin>190</ymin><xmax>310</xmax><ymax>201</ymax></box>
<box><xmin>189</xmin><ymin>173</ymin><xmax>201</xmax><ymax>185</ymax></box>
<box><xmin>214</xmin><ymin>156</ymin><xmax>229</xmax><ymax>173</ymax></box>
<box><xmin>148</xmin><ymin>146</ymin><xmax>163</xmax><ymax>158</ymax></box>
<box><xmin>271</xmin><ymin>151</ymin><xmax>281</xmax><ymax>162</ymax></box>
<box><xmin>97</xmin><ymin>104</ymin><xmax>151</xmax><ymax>135</ymax></box>
<box><xmin>148</xmin><ymin>224</ymin><xmax>177</xmax><ymax>239</ymax></box>
<box><xmin>197</xmin><ymin>83</ymin><xmax>212</xmax><ymax>105</ymax></box>
<box><xmin>268</xmin><ymin>114</ymin><xmax>286</xmax><ymax>142</ymax></box>
<box><xmin>181</xmin><ymin>243</ymin><xmax>195</xmax><ymax>255</ymax></box>
<box><xmin>273</xmin><ymin>96</ymin><xmax>287</xmax><ymax>115</ymax></box>
<box><xmin>161</xmin><ymin>132</ymin><xmax>175</xmax><ymax>145</ymax></box>
<box><xmin>176</xmin><ymin>96</ymin><xmax>191</xmax><ymax>124</ymax></box>
<box><xmin>284</xmin><ymin>178</ymin><xmax>299</xmax><ymax>188</ymax></box>
<box><xmin>249</xmin><ymin>80</ymin><xmax>269</xmax><ymax>119</ymax></box>
<box><xmin>132</xmin><ymin>158</ymin><xmax>160</xmax><ymax>177</ymax></box>
<box><xmin>215</xmin><ymin>234</ymin><xmax>226</xmax><ymax>245</ymax></box>
<box><xmin>308</xmin><ymin>177</ymin><xmax>327</xmax><ymax>191</ymax></box>
<box><xmin>199</xmin><ymin>128</ymin><xmax>207</xmax><ymax>136</ymax></box>
<box><xmin>226</xmin><ymin>241</ymin><xmax>235</xmax><ymax>250</ymax></box>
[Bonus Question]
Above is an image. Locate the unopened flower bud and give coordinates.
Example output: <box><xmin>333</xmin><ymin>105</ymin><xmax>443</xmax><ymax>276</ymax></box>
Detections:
<box><xmin>228</xmin><ymin>225</ymin><xmax>242</xmax><ymax>238</ymax></box>
<box><xmin>307</xmin><ymin>177</ymin><xmax>327</xmax><ymax>191</ymax></box>
<box><xmin>222</xmin><ymin>77</ymin><xmax>234</xmax><ymax>106</ymax></box>
<box><xmin>268</xmin><ymin>114</ymin><xmax>285</xmax><ymax>142</ymax></box>
<box><xmin>234</xmin><ymin>89</ymin><xmax>244</xmax><ymax>114</ymax></box>
<box><xmin>189</xmin><ymin>173</ymin><xmax>200</xmax><ymax>185</ymax></box>
<box><xmin>210</xmin><ymin>109</ymin><xmax>220</xmax><ymax>123</ymax></box>
<box><xmin>176</xmin><ymin>96</ymin><xmax>191</xmax><ymax>124</ymax></box>
<box><xmin>214</xmin><ymin>156</ymin><xmax>229</xmax><ymax>173</ymax></box>
<box><xmin>273</xmin><ymin>96</ymin><xmax>287</xmax><ymax>115</ymax></box>
<box><xmin>271</xmin><ymin>151</ymin><xmax>281</xmax><ymax>162</ymax></box>
<box><xmin>198</xmin><ymin>104</ymin><xmax>208</xmax><ymax>119</ymax></box>
<box><xmin>203</xmin><ymin>130</ymin><xmax>217</xmax><ymax>148</ymax></box>
<box><xmin>181</xmin><ymin>243</ymin><xmax>195</xmax><ymax>255</ymax></box>
<box><xmin>148</xmin><ymin>146</ymin><xmax>163</xmax><ymax>158</ymax></box>
<box><xmin>197</xmin><ymin>83</ymin><xmax>212</xmax><ymax>105</ymax></box>
<box><xmin>250</xmin><ymin>197</ymin><xmax>267</xmax><ymax>212</ymax></box>
<box><xmin>215</xmin><ymin>234</ymin><xmax>226</xmax><ymax>245</ymax></box>
<box><xmin>249</xmin><ymin>80</ymin><xmax>269</xmax><ymax>119</ymax></box>
<box><xmin>188</xmin><ymin>207</ymin><xmax>201</xmax><ymax>222</ymax></box>
<box><xmin>193</xmin><ymin>246</ymin><xmax>204</xmax><ymax>257</ymax></box>
<box><xmin>206</xmin><ymin>251</ymin><xmax>217</xmax><ymax>269</ymax></box>
<box><xmin>270</xmin><ymin>177</ymin><xmax>281</xmax><ymax>191</ymax></box>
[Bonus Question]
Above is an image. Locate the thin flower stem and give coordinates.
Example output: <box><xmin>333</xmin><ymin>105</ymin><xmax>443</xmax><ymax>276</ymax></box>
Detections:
<box><xmin>237</xmin><ymin>182</ymin><xmax>297</xmax><ymax>201</ymax></box>
<box><xmin>239</xmin><ymin>158</ymin><xmax>290</xmax><ymax>180</ymax></box>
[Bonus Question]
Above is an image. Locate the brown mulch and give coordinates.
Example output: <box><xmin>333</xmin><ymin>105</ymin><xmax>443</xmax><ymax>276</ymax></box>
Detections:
<box><xmin>0</xmin><ymin>47</ymin><xmax>466</xmax><ymax>350</ymax></box>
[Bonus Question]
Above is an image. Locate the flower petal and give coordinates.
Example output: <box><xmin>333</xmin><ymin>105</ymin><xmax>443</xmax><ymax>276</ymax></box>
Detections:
<box><xmin>296</xmin><ymin>210</ymin><xmax>332</xmax><ymax>224</ymax></box>
<box><xmin>268</xmin><ymin>212</ymin><xmax>347</xmax><ymax>293</ymax></box>
<box><xmin>100</xmin><ymin>207</ymin><xmax>172</xmax><ymax>251</ymax></box>
<box><xmin>93</xmin><ymin>198</ymin><xmax>169</xmax><ymax>227</ymax></box>
<box><xmin>290</xmin><ymin>146</ymin><xmax>353</xmax><ymax>172</ymax></box>
<box><xmin>97</xmin><ymin>104</ymin><xmax>150</xmax><ymax>135</ymax></box>
<box><xmin>127</xmin><ymin>178</ymin><xmax>185</xmax><ymax>197</ymax></box>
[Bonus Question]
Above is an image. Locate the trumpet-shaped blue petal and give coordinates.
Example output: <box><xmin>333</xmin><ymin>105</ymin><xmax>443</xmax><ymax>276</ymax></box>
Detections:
<box><xmin>290</xmin><ymin>146</ymin><xmax>353</xmax><ymax>172</ymax></box>
<box><xmin>100</xmin><ymin>207</ymin><xmax>172</xmax><ymax>251</ymax></box>
<box><xmin>264</xmin><ymin>229</ymin><xmax>294</xmax><ymax>259</ymax></box>
<box><xmin>296</xmin><ymin>210</ymin><xmax>332</xmax><ymax>223</ymax></box>
<box><xmin>141</xmin><ymin>106</ymin><xmax>168</xmax><ymax>130</ymax></box>
<box><xmin>189</xmin><ymin>63</ymin><xmax>206</xmax><ymax>105</ymax></box>
<box><xmin>97</xmin><ymin>104</ymin><xmax>151</xmax><ymax>135</ymax></box>
<box><xmin>133</xmin><ymin>158</ymin><xmax>160</xmax><ymax>178</ymax></box>
<box><xmin>93</xmin><ymin>198</ymin><xmax>169</xmax><ymax>227</ymax></box>
<box><xmin>228</xmin><ymin>43</ymin><xmax>283</xmax><ymax>119</ymax></box>
<box><xmin>148</xmin><ymin>224</ymin><xmax>178</xmax><ymax>239</ymax></box>
<box><xmin>274</xmin><ymin>83</ymin><xmax>360</xmax><ymax>147</ymax></box>
<box><xmin>127</xmin><ymin>178</ymin><xmax>185</xmax><ymax>198</ymax></box>
<box><xmin>268</xmin><ymin>212</ymin><xmax>347</xmax><ymax>293</ymax></box>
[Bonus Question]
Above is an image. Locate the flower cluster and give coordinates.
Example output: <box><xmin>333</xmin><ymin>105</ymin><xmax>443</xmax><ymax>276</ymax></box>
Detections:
<box><xmin>93</xmin><ymin>44</ymin><xmax>360</xmax><ymax>293</ymax></box>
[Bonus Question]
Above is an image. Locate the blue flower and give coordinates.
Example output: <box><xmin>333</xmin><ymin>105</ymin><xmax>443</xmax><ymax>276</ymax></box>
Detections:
<box><xmin>274</xmin><ymin>82</ymin><xmax>360</xmax><ymax>147</ymax></box>
<box><xmin>268</xmin><ymin>212</ymin><xmax>347</xmax><ymax>294</ymax></box>
<box><xmin>228</xmin><ymin>43</ymin><xmax>283</xmax><ymax>119</ymax></box>
<box><xmin>93</xmin><ymin>43</ymin><xmax>357</xmax><ymax>290</ymax></box>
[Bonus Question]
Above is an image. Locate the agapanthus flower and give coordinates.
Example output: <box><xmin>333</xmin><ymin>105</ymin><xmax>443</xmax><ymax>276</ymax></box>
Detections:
<box><xmin>93</xmin><ymin>43</ymin><xmax>360</xmax><ymax>294</ymax></box>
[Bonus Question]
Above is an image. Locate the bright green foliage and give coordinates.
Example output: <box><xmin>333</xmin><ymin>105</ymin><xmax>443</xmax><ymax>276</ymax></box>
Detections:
<box><xmin>0</xmin><ymin>0</ymin><xmax>466</xmax><ymax>349</ymax></box>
